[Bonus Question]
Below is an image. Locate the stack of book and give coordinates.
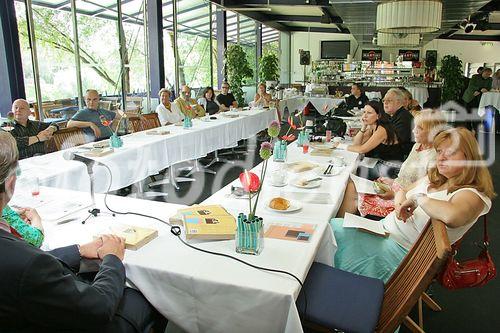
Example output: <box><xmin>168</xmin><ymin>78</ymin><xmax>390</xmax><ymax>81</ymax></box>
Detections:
<box><xmin>177</xmin><ymin>205</ymin><xmax>236</xmax><ymax>240</ymax></box>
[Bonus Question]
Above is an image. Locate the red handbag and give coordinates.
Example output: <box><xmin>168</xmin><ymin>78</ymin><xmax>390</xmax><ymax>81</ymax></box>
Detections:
<box><xmin>438</xmin><ymin>216</ymin><xmax>496</xmax><ymax>290</ymax></box>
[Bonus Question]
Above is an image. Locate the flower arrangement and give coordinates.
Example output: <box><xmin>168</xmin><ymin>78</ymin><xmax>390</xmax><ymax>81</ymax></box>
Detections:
<box><xmin>281</xmin><ymin>109</ymin><xmax>305</xmax><ymax>142</ymax></box>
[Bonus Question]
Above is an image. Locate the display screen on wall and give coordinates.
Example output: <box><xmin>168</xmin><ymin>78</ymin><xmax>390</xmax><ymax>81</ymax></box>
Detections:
<box><xmin>399</xmin><ymin>49</ymin><xmax>420</xmax><ymax>61</ymax></box>
<box><xmin>361</xmin><ymin>49</ymin><xmax>382</xmax><ymax>61</ymax></box>
<box><xmin>321</xmin><ymin>41</ymin><xmax>350</xmax><ymax>59</ymax></box>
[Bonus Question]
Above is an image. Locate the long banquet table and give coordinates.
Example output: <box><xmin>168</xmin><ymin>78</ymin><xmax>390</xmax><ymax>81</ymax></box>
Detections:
<box><xmin>18</xmin><ymin>108</ymin><xmax>278</xmax><ymax>193</ymax></box>
<box><xmin>11</xmin><ymin>140</ymin><xmax>360</xmax><ymax>333</ymax></box>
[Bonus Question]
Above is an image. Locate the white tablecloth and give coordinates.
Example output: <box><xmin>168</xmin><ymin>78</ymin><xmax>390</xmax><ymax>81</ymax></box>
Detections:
<box><xmin>16</xmin><ymin>186</ymin><xmax>338</xmax><ymax>333</ymax></box>
<box><xmin>406</xmin><ymin>87</ymin><xmax>429</xmax><ymax>106</ymax></box>
<box><xmin>478</xmin><ymin>92</ymin><xmax>500</xmax><ymax>117</ymax></box>
<box><xmin>279</xmin><ymin>97</ymin><xmax>344</xmax><ymax>115</ymax></box>
<box><xmin>19</xmin><ymin>109</ymin><xmax>278</xmax><ymax>193</ymax></box>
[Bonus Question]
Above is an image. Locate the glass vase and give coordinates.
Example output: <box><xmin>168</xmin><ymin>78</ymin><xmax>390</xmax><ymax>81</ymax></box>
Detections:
<box><xmin>236</xmin><ymin>213</ymin><xmax>264</xmax><ymax>255</ymax></box>
<box><xmin>109</xmin><ymin>134</ymin><xmax>123</xmax><ymax>148</ymax></box>
<box><xmin>273</xmin><ymin>140</ymin><xmax>287</xmax><ymax>162</ymax></box>
<box><xmin>297</xmin><ymin>131</ymin><xmax>308</xmax><ymax>147</ymax></box>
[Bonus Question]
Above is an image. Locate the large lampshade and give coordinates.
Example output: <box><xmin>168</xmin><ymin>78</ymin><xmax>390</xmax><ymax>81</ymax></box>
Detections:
<box><xmin>377</xmin><ymin>32</ymin><xmax>420</xmax><ymax>46</ymax></box>
<box><xmin>377</xmin><ymin>0</ymin><xmax>442</xmax><ymax>33</ymax></box>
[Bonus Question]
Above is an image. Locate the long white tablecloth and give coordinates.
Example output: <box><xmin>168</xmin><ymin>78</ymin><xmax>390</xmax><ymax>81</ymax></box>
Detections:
<box><xmin>19</xmin><ymin>109</ymin><xmax>278</xmax><ymax>193</ymax></box>
<box><xmin>279</xmin><ymin>96</ymin><xmax>344</xmax><ymax>115</ymax></box>
<box><xmin>478</xmin><ymin>92</ymin><xmax>500</xmax><ymax>117</ymax></box>
<box><xmin>11</xmin><ymin>140</ymin><xmax>359</xmax><ymax>333</ymax></box>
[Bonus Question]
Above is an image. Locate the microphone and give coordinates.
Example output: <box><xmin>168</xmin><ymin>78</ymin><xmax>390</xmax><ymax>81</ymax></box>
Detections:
<box><xmin>63</xmin><ymin>150</ymin><xmax>99</xmax><ymax>166</ymax></box>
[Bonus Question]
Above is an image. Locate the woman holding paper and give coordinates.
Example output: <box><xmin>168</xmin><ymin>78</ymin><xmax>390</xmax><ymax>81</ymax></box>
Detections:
<box><xmin>331</xmin><ymin>127</ymin><xmax>494</xmax><ymax>282</ymax></box>
<box><xmin>338</xmin><ymin>110</ymin><xmax>446</xmax><ymax>218</ymax></box>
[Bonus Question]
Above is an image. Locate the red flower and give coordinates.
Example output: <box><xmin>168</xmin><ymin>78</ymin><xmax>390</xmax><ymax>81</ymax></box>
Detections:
<box><xmin>282</xmin><ymin>134</ymin><xmax>296</xmax><ymax>142</ymax></box>
<box><xmin>288</xmin><ymin>116</ymin><xmax>297</xmax><ymax>130</ymax></box>
<box><xmin>239</xmin><ymin>171</ymin><xmax>260</xmax><ymax>193</ymax></box>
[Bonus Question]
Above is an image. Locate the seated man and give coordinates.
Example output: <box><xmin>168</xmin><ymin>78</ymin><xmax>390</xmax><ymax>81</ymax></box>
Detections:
<box><xmin>216</xmin><ymin>82</ymin><xmax>238</xmax><ymax>111</ymax></box>
<box><xmin>9</xmin><ymin>99</ymin><xmax>57</xmax><ymax>159</ymax></box>
<box><xmin>67</xmin><ymin>89</ymin><xmax>120</xmax><ymax>142</ymax></box>
<box><xmin>345</xmin><ymin>83</ymin><xmax>369</xmax><ymax>110</ymax></box>
<box><xmin>0</xmin><ymin>131</ymin><xmax>166</xmax><ymax>332</ymax></box>
<box><xmin>174</xmin><ymin>85</ymin><xmax>205</xmax><ymax>119</ymax></box>
<box><xmin>383</xmin><ymin>88</ymin><xmax>414</xmax><ymax>157</ymax></box>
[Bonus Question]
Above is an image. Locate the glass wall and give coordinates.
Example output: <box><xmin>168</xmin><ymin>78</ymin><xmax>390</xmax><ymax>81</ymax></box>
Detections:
<box><xmin>176</xmin><ymin>0</ymin><xmax>211</xmax><ymax>93</ymax></box>
<box><xmin>12</xmin><ymin>0</ymin><xmax>273</xmax><ymax>109</ymax></box>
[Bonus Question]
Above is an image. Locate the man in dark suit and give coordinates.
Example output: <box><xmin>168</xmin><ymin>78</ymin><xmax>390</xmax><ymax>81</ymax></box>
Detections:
<box><xmin>0</xmin><ymin>131</ymin><xmax>166</xmax><ymax>332</ymax></box>
<box><xmin>382</xmin><ymin>88</ymin><xmax>414</xmax><ymax>157</ymax></box>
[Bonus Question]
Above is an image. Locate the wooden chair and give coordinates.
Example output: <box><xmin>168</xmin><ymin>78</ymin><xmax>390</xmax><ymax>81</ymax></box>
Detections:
<box><xmin>128</xmin><ymin>113</ymin><xmax>161</xmax><ymax>133</ymax></box>
<box><xmin>48</xmin><ymin>127</ymin><xmax>87</xmax><ymax>152</ymax></box>
<box><xmin>297</xmin><ymin>219</ymin><xmax>452</xmax><ymax>333</ymax></box>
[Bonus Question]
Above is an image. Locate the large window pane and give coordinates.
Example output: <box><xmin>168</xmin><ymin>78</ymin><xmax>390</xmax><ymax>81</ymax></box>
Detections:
<box><xmin>14</xmin><ymin>1</ymin><xmax>36</xmax><ymax>103</ymax></box>
<box><xmin>163</xmin><ymin>0</ymin><xmax>176</xmax><ymax>91</ymax></box>
<box><xmin>176</xmin><ymin>0</ymin><xmax>211</xmax><ymax>93</ymax></box>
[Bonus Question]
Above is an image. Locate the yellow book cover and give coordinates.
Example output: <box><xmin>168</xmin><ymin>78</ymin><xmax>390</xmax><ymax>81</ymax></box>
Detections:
<box><xmin>178</xmin><ymin>205</ymin><xmax>231</xmax><ymax>217</ymax></box>
<box><xmin>183</xmin><ymin>215</ymin><xmax>236</xmax><ymax>240</ymax></box>
<box><xmin>98</xmin><ymin>224</ymin><xmax>158</xmax><ymax>250</ymax></box>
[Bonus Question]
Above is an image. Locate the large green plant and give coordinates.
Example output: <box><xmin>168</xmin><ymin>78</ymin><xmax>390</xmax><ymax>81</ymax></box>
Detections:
<box><xmin>225</xmin><ymin>44</ymin><xmax>253</xmax><ymax>106</ymax></box>
<box><xmin>259</xmin><ymin>53</ymin><xmax>279</xmax><ymax>82</ymax></box>
<box><xmin>438</xmin><ymin>55</ymin><xmax>465</xmax><ymax>103</ymax></box>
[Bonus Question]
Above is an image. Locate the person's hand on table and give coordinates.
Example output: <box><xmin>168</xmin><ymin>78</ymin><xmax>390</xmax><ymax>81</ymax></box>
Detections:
<box><xmin>18</xmin><ymin>207</ymin><xmax>43</xmax><ymax>231</ymax></box>
<box><xmin>79</xmin><ymin>237</ymin><xmax>104</xmax><ymax>259</ymax></box>
<box><xmin>97</xmin><ymin>234</ymin><xmax>126</xmax><ymax>261</ymax></box>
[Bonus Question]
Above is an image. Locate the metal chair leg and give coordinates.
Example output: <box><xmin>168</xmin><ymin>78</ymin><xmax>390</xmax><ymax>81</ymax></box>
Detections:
<box><xmin>128</xmin><ymin>180</ymin><xmax>169</xmax><ymax>198</ymax></box>
<box><xmin>149</xmin><ymin>166</ymin><xmax>195</xmax><ymax>190</ymax></box>
<box><xmin>205</xmin><ymin>150</ymin><xmax>235</xmax><ymax>168</ymax></box>
<box><xmin>185</xmin><ymin>158</ymin><xmax>216</xmax><ymax>176</ymax></box>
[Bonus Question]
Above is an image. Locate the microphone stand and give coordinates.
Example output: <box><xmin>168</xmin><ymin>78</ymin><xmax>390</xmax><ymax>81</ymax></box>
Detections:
<box><xmin>81</xmin><ymin>160</ymin><xmax>115</xmax><ymax>224</ymax></box>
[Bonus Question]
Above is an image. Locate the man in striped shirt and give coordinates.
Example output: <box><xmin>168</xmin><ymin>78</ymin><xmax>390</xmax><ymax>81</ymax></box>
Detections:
<box><xmin>9</xmin><ymin>99</ymin><xmax>57</xmax><ymax>159</ymax></box>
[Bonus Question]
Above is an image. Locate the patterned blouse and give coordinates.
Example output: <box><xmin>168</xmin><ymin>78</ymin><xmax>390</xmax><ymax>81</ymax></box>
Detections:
<box><xmin>1</xmin><ymin>205</ymin><xmax>44</xmax><ymax>247</ymax></box>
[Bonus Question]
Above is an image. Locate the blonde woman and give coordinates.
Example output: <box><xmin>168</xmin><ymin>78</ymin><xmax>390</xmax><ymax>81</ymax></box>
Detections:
<box><xmin>155</xmin><ymin>88</ymin><xmax>183</xmax><ymax>125</ymax></box>
<box><xmin>339</xmin><ymin>110</ymin><xmax>446</xmax><ymax>218</ymax></box>
<box><xmin>332</xmin><ymin>127</ymin><xmax>495</xmax><ymax>282</ymax></box>
<box><xmin>253</xmin><ymin>83</ymin><xmax>272</xmax><ymax>107</ymax></box>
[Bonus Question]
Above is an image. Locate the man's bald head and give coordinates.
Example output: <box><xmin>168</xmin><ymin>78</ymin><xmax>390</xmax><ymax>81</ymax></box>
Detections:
<box><xmin>12</xmin><ymin>99</ymin><xmax>31</xmax><ymax>124</ymax></box>
<box><xmin>85</xmin><ymin>89</ymin><xmax>100</xmax><ymax>110</ymax></box>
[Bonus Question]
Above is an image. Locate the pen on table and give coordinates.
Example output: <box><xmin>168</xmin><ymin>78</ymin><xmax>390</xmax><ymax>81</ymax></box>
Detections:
<box><xmin>56</xmin><ymin>218</ymin><xmax>77</xmax><ymax>225</ymax></box>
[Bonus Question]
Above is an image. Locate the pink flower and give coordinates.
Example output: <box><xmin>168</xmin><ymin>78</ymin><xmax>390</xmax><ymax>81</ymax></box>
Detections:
<box><xmin>239</xmin><ymin>171</ymin><xmax>260</xmax><ymax>193</ymax></box>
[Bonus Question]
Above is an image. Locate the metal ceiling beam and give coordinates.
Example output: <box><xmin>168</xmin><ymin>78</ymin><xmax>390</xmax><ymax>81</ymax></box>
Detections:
<box><xmin>210</xmin><ymin>0</ymin><xmax>330</xmax><ymax>6</ymax></box>
<box><xmin>264</xmin><ymin>14</ymin><xmax>342</xmax><ymax>24</ymax></box>
<box><xmin>286</xmin><ymin>26</ymin><xmax>342</xmax><ymax>33</ymax></box>
<box><xmin>438</xmin><ymin>34</ymin><xmax>500</xmax><ymax>41</ymax></box>
<box><xmin>87</xmin><ymin>0</ymin><xmax>136</xmax><ymax>17</ymax></box>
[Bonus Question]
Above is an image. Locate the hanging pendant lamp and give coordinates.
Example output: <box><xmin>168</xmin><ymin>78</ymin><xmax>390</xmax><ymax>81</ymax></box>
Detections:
<box><xmin>377</xmin><ymin>0</ymin><xmax>442</xmax><ymax>33</ymax></box>
<box><xmin>377</xmin><ymin>32</ymin><xmax>420</xmax><ymax>47</ymax></box>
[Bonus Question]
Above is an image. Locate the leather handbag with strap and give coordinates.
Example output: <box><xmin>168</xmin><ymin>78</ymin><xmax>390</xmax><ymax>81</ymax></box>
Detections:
<box><xmin>438</xmin><ymin>216</ymin><xmax>496</xmax><ymax>290</ymax></box>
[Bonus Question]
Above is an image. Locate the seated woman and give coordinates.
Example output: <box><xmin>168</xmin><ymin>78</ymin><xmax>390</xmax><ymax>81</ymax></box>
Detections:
<box><xmin>2</xmin><ymin>205</ymin><xmax>44</xmax><ymax>247</ymax></box>
<box><xmin>332</xmin><ymin>127</ymin><xmax>495</xmax><ymax>283</ymax></box>
<box><xmin>399</xmin><ymin>87</ymin><xmax>422</xmax><ymax>116</ymax></box>
<box><xmin>338</xmin><ymin>110</ymin><xmax>446</xmax><ymax>218</ymax></box>
<box><xmin>197</xmin><ymin>87</ymin><xmax>221</xmax><ymax>115</ymax></box>
<box><xmin>155</xmin><ymin>88</ymin><xmax>183</xmax><ymax>126</ymax></box>
<box><xmin>252</xmin><ymin>83</ymin><xmax>272</xmax><ymax>108</ymax></box>
<box><xmin>347</xmin><ymin>100</ymin><xmax>402</xmax><ymax>161</ymax></box>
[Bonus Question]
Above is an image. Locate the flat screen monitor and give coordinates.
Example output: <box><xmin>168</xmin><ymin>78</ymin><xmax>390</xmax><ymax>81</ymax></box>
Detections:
<box><xmin>321</xmin><ymin>41</ymin><xmax>350</xmax><ymax>59</ymax></box>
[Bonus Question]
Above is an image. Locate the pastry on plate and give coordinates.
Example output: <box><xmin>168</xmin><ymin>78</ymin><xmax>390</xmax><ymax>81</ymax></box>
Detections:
<box><xmin>269</xmin><ymin>197</ymin><xmax>290</xmax><ymax>210</ymax></box>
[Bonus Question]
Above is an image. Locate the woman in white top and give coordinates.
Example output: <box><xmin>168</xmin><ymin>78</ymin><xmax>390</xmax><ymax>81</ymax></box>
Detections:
<box><xmin>331</xmin><ymin>127</ymin><xmax>495</xmax><ymax>282</ymax></box>
<box><xmin>252</xmin><ymin>83</ymin><xmax>272</xmax><ymax>108</ymax></box>
<box><xmin>338</xmin><ymin>110</ymin><xmax>446</xmax><ymax>218</ymax></box>
<box><xmin>155</xmin><ymin>88</ymin><xmax>183</xmax><ymax>125</ymax></box>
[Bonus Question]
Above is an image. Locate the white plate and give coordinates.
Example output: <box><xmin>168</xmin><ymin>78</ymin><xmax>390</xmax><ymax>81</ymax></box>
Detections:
<box><xmin>316</xmin><ymin>165</ymin><xmax>345</xmax><ymax>177</ymax></box>
<box><xmin>291</xmin><ymin>179</ymin><xmax>321</xmax><ymax>189</ymax></box>
<box><xmin>265</xmin><ymin>199</ymin><xmax>302</xmax><ymax>213</ymax></box>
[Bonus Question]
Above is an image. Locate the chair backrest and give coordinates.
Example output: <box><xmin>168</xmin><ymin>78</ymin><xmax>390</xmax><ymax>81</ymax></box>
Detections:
<box><xmin>139</xmin><ymin>113</ymin><xmax>161</xmax><ymax>130</ymax></box>
<box><xmin>50</xmin><ymin>127</ymin><xmax>87</xmax><ymax>151</ymax></box>
<box><xmin>128</xmin><ymin>116</ymin><xmax>142</xmax><ymax>133</ymax></box>
<box><xmin>376</xmin><ymin>219</ymin><xmax>452</xmax><ymax>332</ymax></box>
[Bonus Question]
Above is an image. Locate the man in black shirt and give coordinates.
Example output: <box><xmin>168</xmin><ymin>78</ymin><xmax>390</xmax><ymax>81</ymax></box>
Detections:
<box><xmin>345</xmin><ymin>83</ymin><xmax>369</xmax><ymax>110</ymax></box>
<box><xmin>216</xmin><ymin>82</ymin><xmax>238</xmax><ymax>111</ymax></box>
<box><xmin>9</xmin><ymin>99</ymin><xmax>57</xmax><ymax>159</ymax></box>
<box><xmin>382</xmin><ymin>88</ymin><xmax>414</xmax><ymax>157</ymax></box>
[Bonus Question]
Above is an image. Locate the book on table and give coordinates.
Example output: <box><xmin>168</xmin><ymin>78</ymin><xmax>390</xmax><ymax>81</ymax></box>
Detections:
<box><xmin>99</xmin><ymin>224</ymin><xmax>158</xmax><ymax>250</ymax></box>
<box><xmin>178</xmin><ymin>205</ymin><xmax>237</xmax><ymax>240</ymax></box>
<box><xmin>265</xmin><ymin>222</ymin><xmax>316</xmax><ymax>242</ymax></box>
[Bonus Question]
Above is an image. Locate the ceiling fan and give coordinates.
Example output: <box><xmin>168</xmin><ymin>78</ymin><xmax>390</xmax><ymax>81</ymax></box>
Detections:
<box><xmin>220</xmin><ymin>0</ymin><xmax>272</xmax><ymax>12</ymax></box>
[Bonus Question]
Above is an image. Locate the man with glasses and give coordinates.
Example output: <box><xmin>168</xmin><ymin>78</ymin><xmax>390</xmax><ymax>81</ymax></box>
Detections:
<box><xmin>67</xmin><ymin>89</ymin><xmax>121</xmax><ymax>142</ymax></box>
<box><xmin>382</xmin><ymin>88</ymin><xmax>413</xmax><ymax>157</ymax></box>
<box><xmin>9</xmin><ymin>99</ymin><xmax>58</xmax><ymax>159</ymax></box>
<box><xmin>216</xmin><ymin>82</ymin><xmax>238</xmax><ymax>111</ymax></box>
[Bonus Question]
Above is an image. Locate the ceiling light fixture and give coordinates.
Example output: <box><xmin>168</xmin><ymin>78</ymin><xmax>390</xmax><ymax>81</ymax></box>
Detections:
<box><xmin>376</xmin><ymin>0</ymin><xmax>442</xmax><ymax>33</ymax></box>
<box><xmin>376</xmin><ymin>32</ymin><xmax>420</xmax><ymax>47</ymax></box>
